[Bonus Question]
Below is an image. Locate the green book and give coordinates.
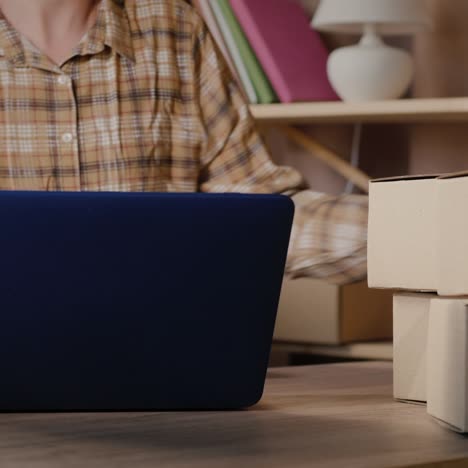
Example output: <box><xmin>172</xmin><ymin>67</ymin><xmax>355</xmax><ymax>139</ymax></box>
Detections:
<box><xmin>218</xmin><ymin>0</ymin><xmax>278</xmax><ymax>104</ymax></box>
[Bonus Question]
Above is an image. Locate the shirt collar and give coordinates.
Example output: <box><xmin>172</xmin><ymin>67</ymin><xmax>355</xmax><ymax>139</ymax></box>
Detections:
<box><xmin>79</xmin><ymin>0</ymin><xmax>135</xmax><ymax>63</ymax></box>
<box><xmin>0</xmin><ymin>13</ymin><xmax>26</xmax><ymax>66</ymax></box>
<box><xmin>0</xmin><ymin>0</ymin><xmax>135</xmax><ymax>68</ymax></box>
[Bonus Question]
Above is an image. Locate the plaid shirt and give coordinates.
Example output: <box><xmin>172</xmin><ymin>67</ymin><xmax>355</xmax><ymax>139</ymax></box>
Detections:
<box><xmin>0</xmin><ymin>0</ymin><xmax>368</xmax><ymax>284</ymax></box>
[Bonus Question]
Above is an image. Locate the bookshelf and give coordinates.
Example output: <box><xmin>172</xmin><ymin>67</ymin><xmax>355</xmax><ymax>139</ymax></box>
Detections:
<box><xmin>251</xmin><ymin>97</ymin><xmax>468</xmax><ymax>124</ymax></box>
<box><xmin>249</xmin><ymin>97</ymin><xmax>468</xmax><ymax>193</ymax></box>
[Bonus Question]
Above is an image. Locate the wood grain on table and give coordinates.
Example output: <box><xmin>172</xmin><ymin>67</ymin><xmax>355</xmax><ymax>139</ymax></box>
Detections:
<box><xmin>0</xmin><ymin>362</ymin><xmax>467</xmax><ymax>468</ymax></box>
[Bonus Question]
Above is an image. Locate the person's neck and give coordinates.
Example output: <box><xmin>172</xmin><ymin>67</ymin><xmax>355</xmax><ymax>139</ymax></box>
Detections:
<box><xmin>0</xmin><ymin>0</ymin><xmax>100</xmax><ymax>65</ymax></box>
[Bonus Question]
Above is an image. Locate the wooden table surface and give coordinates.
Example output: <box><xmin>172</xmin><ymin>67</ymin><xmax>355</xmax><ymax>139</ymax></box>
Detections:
<box><xmin>1</xmin><ymin>362</ymin><xmax>467</xmax><ymax>468</ymax></box>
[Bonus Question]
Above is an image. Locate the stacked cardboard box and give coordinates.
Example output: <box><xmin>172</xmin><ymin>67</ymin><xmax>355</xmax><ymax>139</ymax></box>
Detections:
<box><xmin>368</xmin><ymin>171</ymin><xmax>468</xmax><ymax>433</ymax></box>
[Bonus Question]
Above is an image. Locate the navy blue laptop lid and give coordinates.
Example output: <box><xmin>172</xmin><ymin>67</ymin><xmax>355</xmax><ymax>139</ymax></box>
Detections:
<box><xmin>0</xmin><ymin>191</ymin><xmax>294</xmax><ymax>410</ymax></box>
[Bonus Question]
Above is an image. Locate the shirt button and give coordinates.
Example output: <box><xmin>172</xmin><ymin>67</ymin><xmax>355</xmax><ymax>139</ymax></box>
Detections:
<box><xmin>61</xmin><ymin>133</ymin><xmax>73</xmax><ymax>143</ymax></box>
<box><xmin>57</xmin><ymin>75</ymin><xmax>69</xmax><ymax>85</ymax></box>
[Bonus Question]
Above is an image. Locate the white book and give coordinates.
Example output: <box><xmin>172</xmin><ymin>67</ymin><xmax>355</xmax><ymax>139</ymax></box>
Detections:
<box><xmin>209</xmin><ymin>0</ymin><xmax>258</xmax><ymax>104</ymax></box>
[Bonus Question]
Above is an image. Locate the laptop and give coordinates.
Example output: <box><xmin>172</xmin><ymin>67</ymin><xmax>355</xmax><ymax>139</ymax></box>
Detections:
<box><xmin>0</xmin><ymin>191</ymin><xmax>294</xmax><ymax>411</ymax></box>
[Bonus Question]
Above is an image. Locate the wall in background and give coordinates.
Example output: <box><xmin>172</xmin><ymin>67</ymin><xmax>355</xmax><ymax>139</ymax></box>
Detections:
<box><xmin>410</xmin><ymin>0</ymin><xmax>468</xmax><ymax>174</ymax></box>
<box><xmin>264</xmin><ymin>124</ymin><xmax>409</xmax><ymax>195</ymax></box>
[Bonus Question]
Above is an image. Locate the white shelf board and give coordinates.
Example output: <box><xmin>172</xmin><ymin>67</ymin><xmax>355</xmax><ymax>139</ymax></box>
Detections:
<box><xmin>251</xmin><ymin>97</ymin><xmax>468</xmax><ymax>124</ymax></box>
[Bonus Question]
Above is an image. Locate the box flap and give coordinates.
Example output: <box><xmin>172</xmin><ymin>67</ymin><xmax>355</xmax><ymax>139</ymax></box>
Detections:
<box><xmin>370</xmin><ymin>174</ymin><xmax>439</xmax><ymax>184</ymax></box>
<box><xmin>437</xmin><ymin>176</ymin><xmax>468</xmax><ymax>295</ymax></box>
<box><xmin>432</xmin><ymin>416</ymin><xmax>466</xmax><ymax>434</ymax></box>
<box><xmin>393</xmin><ymin>293</ymin><xmax>433</xmax><ymax>403</ymax></box>
<box><xmin>438</xmin><ymin>170</ymin><xmax>468</xmax><ymax>180</ymax></box>
<box><xmin>427</xmin><ymin>299</ymin><xmax>468</xmax><ymax>433</ymax></box>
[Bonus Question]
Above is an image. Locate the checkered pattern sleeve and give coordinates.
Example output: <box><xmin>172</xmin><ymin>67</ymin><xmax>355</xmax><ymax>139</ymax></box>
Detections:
<box><xmin>194</xmin><ymin>18</ymin><xmax>368</xmax><ymax>285</ymax></box>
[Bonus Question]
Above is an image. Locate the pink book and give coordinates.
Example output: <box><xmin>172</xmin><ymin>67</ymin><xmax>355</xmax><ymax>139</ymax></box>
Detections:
<box><xmin>229</xmin><ymin>0</ymin><xmax>338</xmax><ymax>103</ymax></box>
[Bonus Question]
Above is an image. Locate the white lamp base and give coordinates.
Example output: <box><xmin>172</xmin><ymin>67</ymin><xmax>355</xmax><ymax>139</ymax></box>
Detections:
<box><xmin>327</xmin><ymin>26</ymin><xmax>414</xmax><ymax>102</ymax></box>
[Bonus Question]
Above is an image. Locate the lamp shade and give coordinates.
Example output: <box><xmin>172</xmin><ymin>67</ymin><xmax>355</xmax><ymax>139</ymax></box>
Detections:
<box><xmin>312</xmin><ymin>0</ymin><xmax>431</xmax><ymax>35</ymax></box>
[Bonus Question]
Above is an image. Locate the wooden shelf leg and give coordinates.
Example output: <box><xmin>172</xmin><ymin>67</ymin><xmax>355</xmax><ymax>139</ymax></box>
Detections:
<box><xmin>279</xmin><ymin>125</ymin><xmax>370</xmax><ymax>194</ymax></box>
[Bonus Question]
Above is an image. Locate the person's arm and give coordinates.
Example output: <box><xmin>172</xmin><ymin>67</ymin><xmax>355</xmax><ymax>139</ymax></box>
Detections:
<box><xmin>192</xmin><ymin>16</ymin><xmax>368</xmax><ymax>285</ymax></box>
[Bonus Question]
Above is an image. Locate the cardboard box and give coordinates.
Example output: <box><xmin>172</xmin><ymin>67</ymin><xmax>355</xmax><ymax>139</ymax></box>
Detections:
<box><xmin>393</xmin><ymin>293</ymin><xmax>434</xmax><ymax>403</ymax></box>
<box><xmin>437</xmin><ymin>173</ymin><xmax>468</xmax><ymax>296</ymax></box>
<box><xmin>369</xmin><ymin>171</ymin><xmax>468</xmax><ymax>295</ymax></box>
<box><xmin>274</xmin><ymin>278</ymin><xmax>393</xmax><ymax>345</ymax></box>
<box><xmin>368</xmin><ymin>175</ymin><xmax>438</xmax><ymax>291</ymax></box>
<box><xmin>427</xmin><ymin>297</ymin><xmax>468</xmax><ymax>433</ymax></box>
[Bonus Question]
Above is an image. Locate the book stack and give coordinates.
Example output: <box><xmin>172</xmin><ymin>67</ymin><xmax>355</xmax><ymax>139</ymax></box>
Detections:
<box><xmin>368</xmin><ymin>172</ymin><xmax>468</xmax><ymax>433</ymax></box>
<box><xmin>192</xmin><ymin>0</ymin><xmax>337</xmax><ymax>104</ymax></box>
